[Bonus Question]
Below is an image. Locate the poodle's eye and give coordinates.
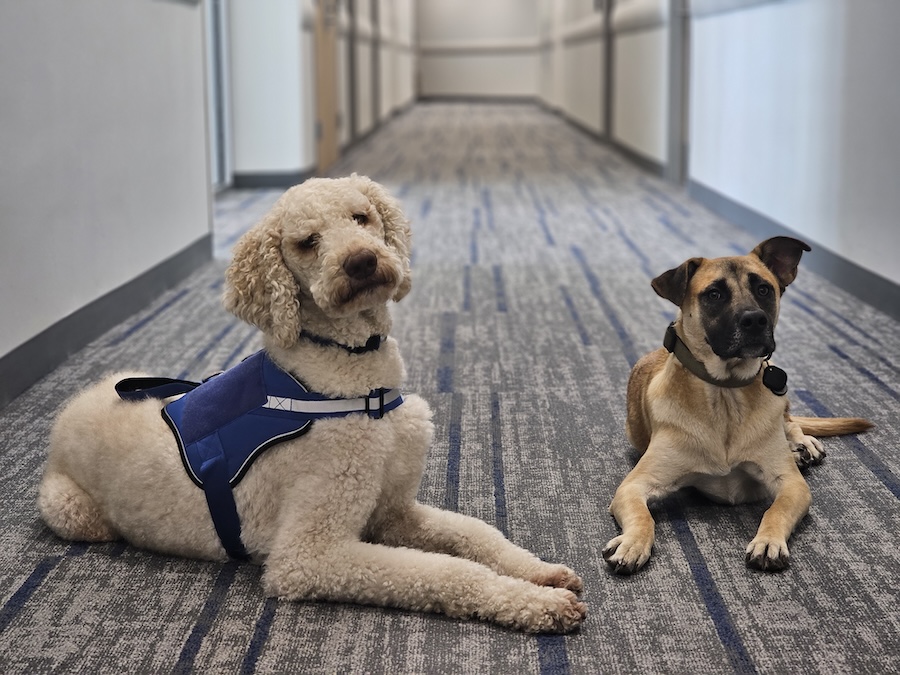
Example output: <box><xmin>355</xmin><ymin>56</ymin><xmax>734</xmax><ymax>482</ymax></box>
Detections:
<box><xmin>297</xmin><ymin>234</ymin><xmax>319</xmax><ymax>251</ymax></box>
<box><xmin>352</xmin><ymin>213</ymin><xmax>369</xmax><ymax>225</ymax></box>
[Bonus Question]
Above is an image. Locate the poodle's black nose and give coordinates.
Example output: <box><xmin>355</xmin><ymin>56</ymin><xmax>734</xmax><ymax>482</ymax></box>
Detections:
<box><xmin>343</xmin><ymin>250</ymin><xmax>378</xmax><ymax>280</ymax></box>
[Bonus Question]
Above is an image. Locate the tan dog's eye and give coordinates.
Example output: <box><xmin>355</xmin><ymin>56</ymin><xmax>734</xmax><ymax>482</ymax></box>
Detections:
<box><xmin>757</xmin><ymin>285</ymin><xmax>771</xmax><ymax>297</ymax></box>
<box><xmin>707</xmin><ymin>289</ymin><xmax>722</xmax><ymax>301</ymax></box>
<box><xmin>297</xmin><ymin>234</ymin><xmax>319</xmax><ymax>251</ymax></box>
<box><xmin>352</xmin><ymin>213</ymin><xmax>369</xmax><ymax>225</ymax></box>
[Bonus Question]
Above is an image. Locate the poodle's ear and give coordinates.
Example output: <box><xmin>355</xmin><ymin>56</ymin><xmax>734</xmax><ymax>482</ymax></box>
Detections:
<box><xmin>352</xmin><ymin>174</ymin><xmax>412</xmax><ymax>301</ymax></box>
<box><xmin>750</xmin><ymin>236</ymin><xmax>811</xmax><ymax>292</ymax></box>
<box><xmin>223</xmin><ymin>204</ymin><xmax>301</xmax><ymax>348</ymax></box>
<box><xmin>652</xmin><ymin>257</ymin><xmax>703</xmax><ymax>307</ymax></box>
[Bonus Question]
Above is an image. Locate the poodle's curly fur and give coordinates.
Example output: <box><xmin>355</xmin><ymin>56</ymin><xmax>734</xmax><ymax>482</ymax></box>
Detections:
<box><xmin>37</xmin><ymin>175</ymin><xmax>586</xmax><ymax>633</ymax></box>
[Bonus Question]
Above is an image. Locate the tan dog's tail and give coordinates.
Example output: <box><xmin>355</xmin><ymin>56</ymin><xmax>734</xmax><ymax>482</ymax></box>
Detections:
<box><xmin>792</xmin><ymin>416</ymin><xmax>873</xmax><ymax>437</ymax></box>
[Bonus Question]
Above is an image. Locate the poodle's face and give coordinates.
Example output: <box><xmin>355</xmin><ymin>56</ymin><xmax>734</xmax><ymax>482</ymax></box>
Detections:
<box><xmin>224</xmin><ymin>175</ymin><xmax>412</xmax><ymax>347</ymax></box>
<box><xmin>279</xmin><ymin>180</ymin><xmax>405</xmax><ymax>316</ymax></box>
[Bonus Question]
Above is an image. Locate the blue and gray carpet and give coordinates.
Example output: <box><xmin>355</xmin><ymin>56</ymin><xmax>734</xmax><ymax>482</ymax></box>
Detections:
<box><xmin>1</xmin><ymin>103</ymin><xmax>898</xmax><ymax>673</ymax></box>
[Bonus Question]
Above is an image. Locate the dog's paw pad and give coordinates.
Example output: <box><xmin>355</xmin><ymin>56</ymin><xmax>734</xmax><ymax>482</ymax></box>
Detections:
<box><xmin>745</xmin><ymin>538</ymin><xmax>790</xmax><ymax>572</ymax></box>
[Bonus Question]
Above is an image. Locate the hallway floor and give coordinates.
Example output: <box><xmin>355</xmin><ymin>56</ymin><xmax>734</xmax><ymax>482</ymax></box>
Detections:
<box><xmin>2</xmin><ymin>103</ymin><xmax>898</xmax><ymax>673</ymax></box>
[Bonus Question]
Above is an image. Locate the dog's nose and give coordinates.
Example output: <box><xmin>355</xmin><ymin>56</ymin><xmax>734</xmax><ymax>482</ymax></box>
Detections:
<box><xmin>739</xmin><ymin>309</ymin><xmax>769</xmax><ymax>332</ymax></box>
<box><xmin>343</xmin><ymin>250</ymin><xmax>378</xmax><ymax>280</ymax></box>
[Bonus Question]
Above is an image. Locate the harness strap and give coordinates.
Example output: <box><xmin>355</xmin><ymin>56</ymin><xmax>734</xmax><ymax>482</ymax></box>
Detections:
<box><xmin>118</xmin><ymin>375</ymin><xmax>250</xmax><ymax>559</ymax></box>
<box><xmin>194</xmin><ymin>436</ymin><xmax>251</xmax><ymax>560</ymax></box>
<box><xmin>262</xmin><ymin>388</ymin><xmax>402</xmax><ymax>419</ymax></box>
<box><xmin>117</xmin><ymin>377</ymin><xmax>402</xmax><ymax>419</ymax></box>
<box><xmin>116</xmin><ymin>377</ymin><xmax>201</xmax><ymax>401</ymax></box>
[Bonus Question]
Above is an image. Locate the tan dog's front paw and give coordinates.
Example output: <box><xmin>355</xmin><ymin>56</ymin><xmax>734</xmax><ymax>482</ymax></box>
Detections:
<box><xmin>791</xmin><ymin>435</ymin><xmax>826</xmax><ymax>469</ymax></box>
<box><xmin>529</xmin><ymin>564</ymin><xmax>583</xmax><ymax>594</ymax></box>
<box><xmin>745</xmin><ymin>537</ymin><xmax>790</xmax><ymax>571</ymax></box>
<box><xmin>602</xmin><ymin>535</ymin><xmax>652</xmax><ymax>575</ymax></box>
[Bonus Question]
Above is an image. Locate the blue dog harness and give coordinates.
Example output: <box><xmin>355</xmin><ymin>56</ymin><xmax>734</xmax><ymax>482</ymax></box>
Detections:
<box><xmin>116</xmin><ymin>350</ymin><xmax>402</xmax><ymax>560</ymax></box>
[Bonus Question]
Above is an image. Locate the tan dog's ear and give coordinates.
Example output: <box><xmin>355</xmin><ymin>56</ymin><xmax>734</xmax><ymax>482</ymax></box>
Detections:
<box><xmin>750</xmin><ymin>236</ymin><xmax>811</xmax><ymax>292</ymax></box>
<box><xmin>223</xmin><ymin>204</ymin><xmax>301</xmax><ymax>348</ymax></box>
<box><xmin>351</xmin><ymin>174</ymin><xmax>412</xmax><ymax>301</ymax></box>
<box><xmin>652</xmin><ymin>257</ymin><xmax>703</xmax><ymax>306</ymax></box>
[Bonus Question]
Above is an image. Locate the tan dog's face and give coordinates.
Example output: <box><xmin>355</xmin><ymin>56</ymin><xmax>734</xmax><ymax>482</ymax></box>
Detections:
<box><xmin>652</xmin><ymin>237</ymin><xmax>811</xmax><ymax>361</ymax></box>
<box><xmin>224</xmin><ymin>175</ymin><xmax>412</xmax><ymax>347</ymax></box>
<box><xmin>278</xmin><ymin>179</ymin><xmax>407</xmax><ymax>317</ymax></box>
<box><xmin>682</xmin><ymin>256</ymin><xmax>781</xmax><ymax>359</ymax></box>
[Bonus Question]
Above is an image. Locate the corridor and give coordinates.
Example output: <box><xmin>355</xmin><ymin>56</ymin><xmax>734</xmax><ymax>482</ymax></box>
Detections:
<box><xmin>2</xmin><ymin>103</ymin><xmax>898</xmax><ymax>673</ymax></box>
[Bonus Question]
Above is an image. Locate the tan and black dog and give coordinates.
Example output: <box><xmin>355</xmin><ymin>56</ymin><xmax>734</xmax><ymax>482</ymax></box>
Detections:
<box><xmin>603</xmin><ymin>236</ymin><xmax>871</xmax><ymax>574</ymax></box>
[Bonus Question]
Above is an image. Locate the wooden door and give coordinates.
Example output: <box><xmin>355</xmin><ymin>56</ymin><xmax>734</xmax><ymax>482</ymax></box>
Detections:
<box><xmin>314</xmin><ymin>0</ymin><xmax>339</xmax><ymax>173</ymax></box>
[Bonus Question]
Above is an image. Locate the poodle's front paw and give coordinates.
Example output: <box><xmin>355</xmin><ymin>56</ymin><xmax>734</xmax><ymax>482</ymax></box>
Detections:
<box><xmin>746</xmin><ymin>536</ymin><xmax>790</xmax><ymax>571</ymax></box>
<box><xmin>791</xmin><ymin>435</ymin><xmax>825</xmax><ymax>469</ymax></box>
<box><xmin>506</xmin><ymin>587</ymin><xmax>586</xmax><ymax>634</ymax></box>
<box><xmin>602</xmin><ymin>534</ymin><xmax>652</xmax><ymax>575</ymax></box>
<box><xmin>528</xmin><ymin>563</ymin><xmax>583</xmax><ymax>594</ymax></box>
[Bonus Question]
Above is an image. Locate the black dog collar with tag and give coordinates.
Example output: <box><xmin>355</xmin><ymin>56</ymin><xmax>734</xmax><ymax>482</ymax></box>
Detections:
<box><xmin>663</xmin><ymin>322</ymin><xmax>787</xmax><ymax>395</ymax></box>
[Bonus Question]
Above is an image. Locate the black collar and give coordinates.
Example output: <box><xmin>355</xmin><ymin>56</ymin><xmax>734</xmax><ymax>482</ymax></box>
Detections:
<box><xmin>663</xmin><ymin>322</ymin><xmax>761</xmax><ymax>389</ymax></box>
<box><xmin>300</xmin><ymin>331</ymin><xmax>383</xmax><ymax>354</ymax></box>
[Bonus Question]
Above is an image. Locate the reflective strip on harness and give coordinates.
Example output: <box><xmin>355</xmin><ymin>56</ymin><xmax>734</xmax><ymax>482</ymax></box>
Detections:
<box><xmin>262</xmin><ymin>388</ymin><xmax>403</xmax><ymax>415</ymax></box>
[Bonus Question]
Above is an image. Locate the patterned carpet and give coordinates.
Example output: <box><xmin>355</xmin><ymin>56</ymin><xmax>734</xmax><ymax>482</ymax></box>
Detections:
<box><xmin>1</xmin><ymin>103</ymin><xmax>898</xmax><ymax>673</ymax></box>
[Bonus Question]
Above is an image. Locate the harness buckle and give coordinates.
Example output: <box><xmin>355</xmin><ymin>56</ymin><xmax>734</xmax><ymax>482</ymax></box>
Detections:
<box><xmin>365</xmin><ymin>389</ymin><xmax>386</xmax><ymax>419</ymax></box>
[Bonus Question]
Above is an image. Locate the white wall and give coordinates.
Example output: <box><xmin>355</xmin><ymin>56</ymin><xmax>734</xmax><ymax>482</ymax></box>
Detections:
<box><xmin>379</xmin><ymin>1</ymin><xmax>397</xmax><ymax>118</ymax></box>
<box><xmin>355</xmin><ymin>0</ymin><xmax>376</xmax><ymax>137</ymax></box>
<box><xmin>559</xmin><ymin>8</ymin><xmax>605</xmax><ymax>135</ymax></box>
<box><xmin>229</xmin><ymin>0</ymin><xmax>316</xmax><ymax>176</ymax></box>
<box><xmin>417</xmin><ymin>0</ymin><xmax>604</xmax><ymax>131</ymax></box>
<box><xmin>690</xmin><ymin>0</ymin><xmax>900</xmax><ymax>286</ymax></box>
<box><xmin>394</xmin><ymin>0</ymin><xmax>416</xmax><ymax>109</ymax></box>
<box><xmin>418</xmin><ymin>51</ymin><xmax>540</xmax><ymax>98</ymax></box>
<box><xmin>537</xmin><ymin>1</ymin><xmax>558</xmax><ymax>109</ymax></box>
<box><xmin>836</xmin><ymin>4</ymin><xmax>900</xmax><ymax>286</ymax></box>
<box><xmin>0</xmin><ymin>0</ymin><xmax>210</xmax><ymax>359</ymax></box>
<box><xmin>227</xmin><ymin>0</ymin><xmax>413</xmax><ymax>169</ymax></box>
<box><xmin>418</xmin><ymin>0</ymin><xmax>541</xmax><ymax>98</ymax></box>
<box><xmin>611</xmin><ymin>0</ymin><xmax>670</xmax><ymax>163</ymax></box>
<box><xmin>378</xmin><ymin>0</ymin><xmax>415</xmax><ymax>115</ymax></box>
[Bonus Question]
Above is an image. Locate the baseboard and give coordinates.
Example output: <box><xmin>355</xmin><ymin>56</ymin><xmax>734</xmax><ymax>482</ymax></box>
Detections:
<box><xmin>339</xmin><ymin>124</ymin><xmax>381</xmax><ymax>159</ymax></box>
<box><xmin>232</xmin><ymin>169</ymin><xmax>313</xmax><ymax>189</ymax></box>
<box><xmin>691</xmin><ymin>0</ymin><xmax>778</xmax><ymax>19</ymax></box>
<box><xmin>0</xmin><ymin>234</ymin><xmax>212</xmax><ymax>411</ymax></box>
<box><xmin>689</xmin><ymin>180</ymin><xmax>900</xmax><ymax>321</ymax></box>
<box><xmin>417</xmin><ymin>94</ymin><xmax>542</xmax><ymax>106</ymax></box>
<box><xmin>556</xmin><ymin>110</ymin><xmax>607</xmax><ymax>144</ymax></box>
<box><xmin>608</xmin><ymin>139</ymin><xmax>665</xmax><ymax>176</ymax></box>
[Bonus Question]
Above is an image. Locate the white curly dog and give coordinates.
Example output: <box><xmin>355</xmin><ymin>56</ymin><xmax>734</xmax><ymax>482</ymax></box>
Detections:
<box><xmin>38</xmin><ymin>175</ymin><xmax>586</xmax><ymax>633</ymax></box>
